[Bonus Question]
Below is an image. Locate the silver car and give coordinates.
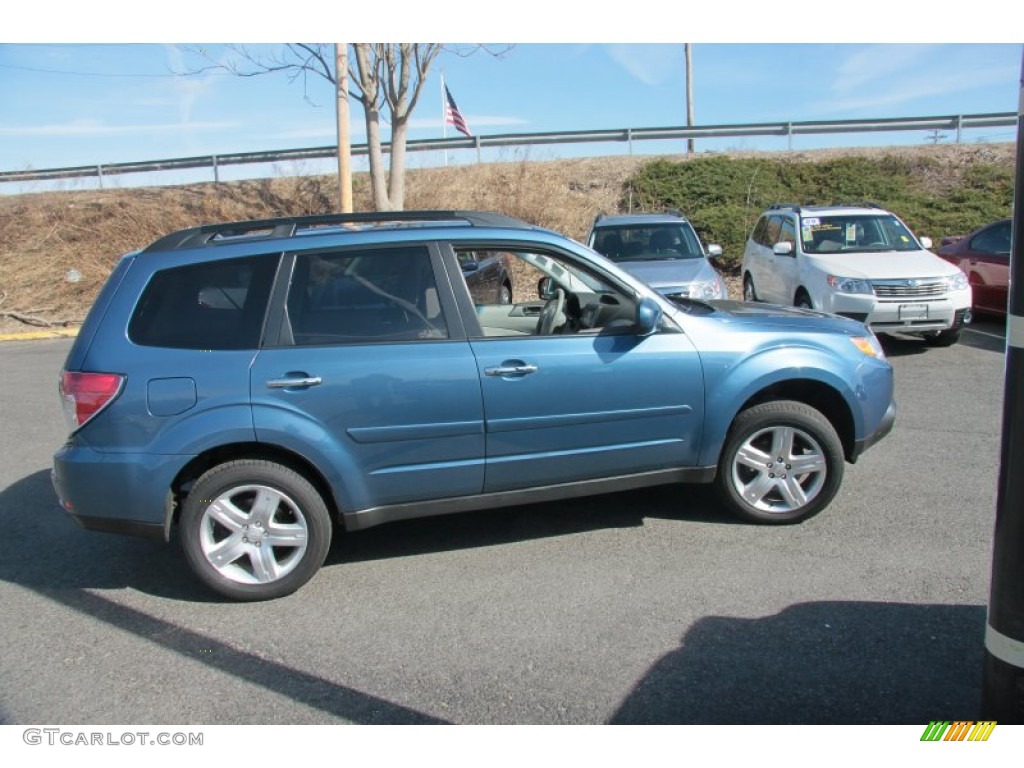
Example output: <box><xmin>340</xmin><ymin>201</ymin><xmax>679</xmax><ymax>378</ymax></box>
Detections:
<box><xmin>587</xmin><ymin>211</ymin><xmax>727</xmax><ymax>301</ymax></box>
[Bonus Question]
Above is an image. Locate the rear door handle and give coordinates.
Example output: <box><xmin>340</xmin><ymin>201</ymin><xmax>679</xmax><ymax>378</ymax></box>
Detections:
<box><xmin>266</xmin><ymin>376</ymin><xmax>322</xmax><ymax>389</ymax></box>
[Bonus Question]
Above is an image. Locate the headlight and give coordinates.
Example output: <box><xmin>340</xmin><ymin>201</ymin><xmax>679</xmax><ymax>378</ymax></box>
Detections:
<box><xmin>945</xmin><ymin>272</ymin><xmax>969</xmax><ymax>291</ymax></box>
<box><xmin>850</xmin><ymin>334</ymin><xmax>885</xmax><ymax>360</ymax></box>
<box><xmin>692</xmin><ymin>279</ymin><xmax>725</xmax><ymax>300</ymax></box>
<box><xmin>827</xmin><ymin>275</ymin><xmax>873</xmax><ymax>294</ymax></box>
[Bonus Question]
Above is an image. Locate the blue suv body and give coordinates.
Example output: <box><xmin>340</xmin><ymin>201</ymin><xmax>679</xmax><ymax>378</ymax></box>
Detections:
<box><xmin>53</xmin><ymin>211</ymin><xmax>895</xmax><ymax>600</ymax></box>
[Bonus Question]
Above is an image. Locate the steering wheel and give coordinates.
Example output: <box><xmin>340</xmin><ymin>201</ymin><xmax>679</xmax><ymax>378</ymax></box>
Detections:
<box><xmin>537</xmin><ymin>288</ymin><xmax>566</xmax><ymax>335</ymax></box>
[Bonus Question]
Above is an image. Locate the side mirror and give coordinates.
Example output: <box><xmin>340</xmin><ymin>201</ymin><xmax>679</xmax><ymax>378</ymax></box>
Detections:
<box><xmin>635</xmin><ymin>296</ymin><xmax>663</xmax><ymax>337</ymax></box>
<box><xmin>537</xmin><ymin>277</ymin><xmax>557</xmax><ymax>300</ymax></box>
<box><xmin>919</xmin><ymin>236</ymin><xmax>933</xmax><ymax>250</ymax></box>
<box><xmin>706</xmin><ymin>244</ymin><xmax>723</xmax><ymax>258</ymax></box>
<box><xmin>460</xmin><ymin>258</ymin><xmax>480</xmax><ymax>273</ymax></box>
<box><xmin>773</xmin><ymin>241</ymin><xmax>794</xmax><ymax>256</ymax></box>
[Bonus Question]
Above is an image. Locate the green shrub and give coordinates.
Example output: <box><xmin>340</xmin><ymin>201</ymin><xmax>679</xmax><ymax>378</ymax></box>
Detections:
<box><xmin>624</xmin><ymin>154</ymin><xmax>1014</xmax><ymax>272</ymax></box>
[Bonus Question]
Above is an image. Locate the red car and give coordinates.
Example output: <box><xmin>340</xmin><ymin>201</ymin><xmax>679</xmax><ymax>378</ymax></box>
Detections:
<box><xmin>936</xmin><ymin>218</ymin><xmax>1011</xmax><ymax>317</ymax></box>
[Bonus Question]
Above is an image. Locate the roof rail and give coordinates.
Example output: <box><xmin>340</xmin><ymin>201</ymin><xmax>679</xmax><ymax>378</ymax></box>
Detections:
<box><xmin>767</xmin><ymin>202</ymin><xmax>802</xmax><ymax>213</ymax></box>
<box><xmin>142</xmin><ymin>210</ymin><xmax>534</xmax><ymax>253</ymax></box>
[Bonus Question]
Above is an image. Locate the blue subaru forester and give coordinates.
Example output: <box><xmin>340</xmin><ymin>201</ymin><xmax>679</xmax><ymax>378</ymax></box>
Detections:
<box><xmin>53</xmin><ymin>211</ymin><xmax>895</xmax><ymax>600</ymax></box>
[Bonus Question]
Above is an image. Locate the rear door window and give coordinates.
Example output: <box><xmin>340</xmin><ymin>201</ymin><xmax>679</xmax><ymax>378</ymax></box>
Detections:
<box><xmin>286</xmin><ymin>246</ymin><xmax>449</xmax><ymax>345</ymax></box>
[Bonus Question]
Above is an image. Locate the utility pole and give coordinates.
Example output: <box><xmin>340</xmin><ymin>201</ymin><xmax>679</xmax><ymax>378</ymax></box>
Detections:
<box><xmin>335</xmin><ymin>43</ymin><xmax>353</xmax><ymax>213</ymax></box>
<box><xmin>982</xmin><ymin>49</ymin><xmax>1024</xmax><ymax>723</ymax></box>
<box><xmin>685</xmin><ymin>44</ymin><xmax>695</xmax><ymax>155</ymax></box>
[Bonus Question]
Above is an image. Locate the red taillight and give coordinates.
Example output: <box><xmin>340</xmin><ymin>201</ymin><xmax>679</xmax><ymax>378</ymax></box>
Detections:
<box><xmin>60</xmin><ymin>371</ymin><xmax>124</xmax><ymax>431</ymax></box>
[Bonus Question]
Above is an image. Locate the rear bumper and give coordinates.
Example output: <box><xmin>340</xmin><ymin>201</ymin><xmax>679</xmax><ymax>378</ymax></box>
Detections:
<box><xmin>52</xmin><ymin>443</ymin><xmax>187</xmax><ymax>542</ymax></box>
<box><xmin>65</xmin><ymin>507</ymin><xmax>165</xmax><ymax>540</ymax></box>
<box><xmin>850</xmin><ymin>400</ymin><xmax>897</xmax><ymax>463</ymax></box>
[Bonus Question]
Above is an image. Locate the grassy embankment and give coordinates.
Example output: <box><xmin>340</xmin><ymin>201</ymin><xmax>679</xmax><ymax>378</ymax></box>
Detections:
<box><xmin>0</xmin><ymin>144</ymin><xmax>1014</xmax><ymax>332</ymax></box>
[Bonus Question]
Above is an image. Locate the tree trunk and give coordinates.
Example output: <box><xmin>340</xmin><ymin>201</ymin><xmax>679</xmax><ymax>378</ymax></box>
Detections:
<box><xmin>363</xmin><ymin>106</ymin><xmax>392</xmax><ymax>211</ymax></box>
<box><xmin>388</xmin><ymin>118</ymin><xmax>409</xmax><ymax>211</ymax></box>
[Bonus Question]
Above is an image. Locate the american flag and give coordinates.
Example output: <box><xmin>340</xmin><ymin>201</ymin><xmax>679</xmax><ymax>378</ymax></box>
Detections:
<box><xmin>444</xmin><ymin>85</ymin><xmax>472</xmax><ymax>137</ymax></box>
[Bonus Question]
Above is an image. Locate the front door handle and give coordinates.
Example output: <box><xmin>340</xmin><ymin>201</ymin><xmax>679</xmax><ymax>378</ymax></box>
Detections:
<box><xmin>484</xmin><ymin>363</ymin><xmax>538</xmax><ymax>377</ymax></box>
<box><xmin>266</xmin><ymin>376</ymin><xmax>323</xmax><ymax>389</ymax></box>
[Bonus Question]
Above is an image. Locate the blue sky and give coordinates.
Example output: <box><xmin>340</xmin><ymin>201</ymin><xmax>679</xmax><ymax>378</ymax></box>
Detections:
<box><xmin>2</xmin><ymin>4</ymin><xmax>1020</xmax><ymax>191</ymax></box>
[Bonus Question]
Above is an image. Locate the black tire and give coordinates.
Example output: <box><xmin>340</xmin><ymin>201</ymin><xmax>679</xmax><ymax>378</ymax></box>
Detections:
<box><xmin>716</xmin><ymin>400</ymin><xmax>845</xmax><ymax>524</ymax></box>
<box><xmin>795</xmin><ymin>291</ymin><xmax>813</xmax><ymax>310</ymax></box>
<box><xmin>499</xmin><ymin>282</ymin><xmax>513</xmax><ymax>305</ymax></box>
<box><xmin>923</xmin><ymin>328</ymin><xmax>961</xmax><ymax>347</ymax></box>
<box><xmin>743</xmin><ymin>274</ymin><xmax>758</xmax><ymax>302</ymax></box>
<box><xmin>180</xmin><ymin>460</ymin><xmax>332</xmax><ymax>601</ymax></box>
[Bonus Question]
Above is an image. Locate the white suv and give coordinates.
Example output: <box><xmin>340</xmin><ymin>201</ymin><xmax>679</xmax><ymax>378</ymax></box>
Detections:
<box><xmin>742</xmin><ymin>203</ymin><xmax>972</xmax><ymax>346</ymax></box>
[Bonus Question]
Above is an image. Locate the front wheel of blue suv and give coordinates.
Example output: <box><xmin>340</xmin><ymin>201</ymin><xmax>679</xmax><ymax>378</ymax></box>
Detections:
<box><xmin>716</xmin><ymin>401</ymin><xmax>845</xmax><ymax>524</ymax></box>
<box><xmin>179</xmin><ymin>460</ymin><xmax>333</xmax><ymax>601</ymax></box>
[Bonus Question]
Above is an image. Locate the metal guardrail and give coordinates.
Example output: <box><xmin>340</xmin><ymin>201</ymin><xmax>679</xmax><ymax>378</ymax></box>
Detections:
<box><xmin>0</xmin><ymin>112</ymin><xmax>1016</xmax><ymax>186</ymax></box>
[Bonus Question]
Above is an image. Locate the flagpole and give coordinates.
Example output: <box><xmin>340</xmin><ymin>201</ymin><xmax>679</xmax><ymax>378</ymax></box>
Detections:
<box><xmin>441</xmin><ymin>72</ymin><xmax>448</xmax><ymax>167</ymax></box>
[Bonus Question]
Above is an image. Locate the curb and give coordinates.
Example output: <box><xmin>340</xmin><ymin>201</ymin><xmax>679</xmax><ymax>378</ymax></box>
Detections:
<box><xmin>0</xmin><ymin>327</ymin><xmax>80</xmax><ymax>343</ymax></box>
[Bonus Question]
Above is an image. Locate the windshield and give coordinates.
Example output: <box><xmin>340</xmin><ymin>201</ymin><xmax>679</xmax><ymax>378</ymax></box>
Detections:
<box><xmin>592</xmin><ymin>224</ymin><xmax>704</xmax><ymax>262</ymax></box>
<box><xmin>799</xmin><ymin>214</ymin><xmax>922</xmax><ymax>254</ymax></box>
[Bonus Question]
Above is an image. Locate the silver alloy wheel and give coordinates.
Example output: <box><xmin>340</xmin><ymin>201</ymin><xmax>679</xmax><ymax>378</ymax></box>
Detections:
<box><xmin>198</xmin><ymin>484</ymin><xmax>309</xmax><ymax>585</ymax></box>
<box><xmin>729</xmin><ymin>425</ymin><xmax>827</xmax><ymax>513</ymax></box>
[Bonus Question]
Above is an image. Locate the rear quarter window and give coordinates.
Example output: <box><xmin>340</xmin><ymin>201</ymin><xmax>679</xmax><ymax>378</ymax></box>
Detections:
<box><xmin>128</xmin><ymin>254</ymin><xmax>279</xmax><ymax>349</ymax></box>
<box><xmin>751</xmin><ymin>217</ymin><xmax>768</xmax><ymax>245</ymax></box>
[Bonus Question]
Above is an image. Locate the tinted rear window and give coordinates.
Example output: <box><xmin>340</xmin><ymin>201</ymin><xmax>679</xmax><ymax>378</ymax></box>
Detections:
<box><xmin>129</xmin><ymin>254</ymin><xmax>279</xmax><ymax>349</ymax></box>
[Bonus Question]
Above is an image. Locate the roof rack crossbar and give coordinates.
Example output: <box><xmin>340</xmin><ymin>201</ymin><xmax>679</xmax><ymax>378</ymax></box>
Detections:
<box><xmin>767</xmin><ymin>202</ymin><xmax>802</xmax><ymax>212</ymax></box>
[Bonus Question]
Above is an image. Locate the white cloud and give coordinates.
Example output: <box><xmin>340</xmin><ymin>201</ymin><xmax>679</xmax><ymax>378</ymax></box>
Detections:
<box><xmin>814</xmin><ymin>45</ymin><xmax>1018</xmax><ymax>115</ymax></box>
<box><xmin>606</xmin><ymin>44</ymin><xmax>684</xmax><ymax>86</ymax></box>
<box><xmin>0</xmin><ymin>119</ymin><xmax>239</xmax><ymax>137</ymax></box>
<box><xmin>831</xmin><ymin>45</ymin><xmax>939</xmax><ymax>92</ymax></box>
<box><xmin>407</xmin><ymin>115</ymin><xmax>529</xmax><ymax>131</ymax></box>
<box><xmin>267</xmin><ymin>115</ymin><xmax>528</xmax><ymax>141</ymax></box>
<box><xmin>163</xmin><ymin>44</ymin><xmax>221</xmax><ymax>124</ymax></box>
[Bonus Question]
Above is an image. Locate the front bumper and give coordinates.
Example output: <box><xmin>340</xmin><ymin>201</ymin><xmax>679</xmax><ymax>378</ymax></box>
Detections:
<box><xmin>827</xmin><ymin>291</ymin><xmax>972</xmax><ymax>334</ymax></box>
<box><xmin>850</xmin><ymin>400</ymin><xmax>897</xmax><ymax>463</ymax></box>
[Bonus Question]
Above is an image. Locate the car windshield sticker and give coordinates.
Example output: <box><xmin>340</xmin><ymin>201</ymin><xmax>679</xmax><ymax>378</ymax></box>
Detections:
<box><xmin>846</xmin><ymin>224</ymin><xmax>857</xmax><ymax>243</ymax></box>
<box><xmin>802</xmin><ymin>217</ymin><xmax>820</xmax><ymax>227</ymax></box>
<box><xmin>901</xmin><ymin>235</ymin><xmax>910</xmax><ymax>242</ymax></box>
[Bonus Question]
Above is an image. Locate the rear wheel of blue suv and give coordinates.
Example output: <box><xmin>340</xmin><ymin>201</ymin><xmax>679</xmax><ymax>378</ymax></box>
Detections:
<box><xmin>180</xmin><ymin>460</ymin><xmax>333</xmax><ymax>601</ymax></box>
<box><xmin>53</xmin><ymin>210</ymin><xmax>896</xmax><ymax>601</ymax></box>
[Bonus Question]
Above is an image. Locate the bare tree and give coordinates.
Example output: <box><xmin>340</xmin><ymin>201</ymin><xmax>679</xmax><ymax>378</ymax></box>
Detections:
<box><xmin>180</xmin><ymin>44</ymin><xmax>506</xmax><ymax>211</ymax></box>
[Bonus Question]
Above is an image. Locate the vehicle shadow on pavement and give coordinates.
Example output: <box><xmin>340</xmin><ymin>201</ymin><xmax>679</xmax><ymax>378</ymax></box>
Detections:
<box><xmin>1</xmin><ymin>470</ymin><xmax>735</xmax><ymax>595</ymax></box>
<box><xmin>876</xmin><ymin>334</ymin><xmax>929</xmax><ymax>358</ymax></box>
<box><xmin>609</xmin><ymin>600</ymin><xmax>985</xmax><ymax>724</ymax></box>
<box><xmin>1</xmin><ymin>467</ymin><xmax>737</xmax><ymax>596</ymax></box>
<box><xmin>329</xmin><ymin>482</ymin><xmax>737</xmax><ymax>566</ymax></box>
<box><xmin>960</xmin><ymin>327</ymin><xmax>1007</xmax><ymax>354</ymax></box>
<box><xmin>0</xmin><ymin>470</ymin><xmax>449</xmax><ymax>724</ymax></box>
<box><xmin>0</xmin><ymin>470</ymin><xmax>211</xmax><ymax>601</ymax></box>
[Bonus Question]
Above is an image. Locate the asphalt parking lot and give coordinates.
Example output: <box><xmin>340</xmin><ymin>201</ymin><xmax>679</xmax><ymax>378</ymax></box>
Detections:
<box><xmin>0</xmin><ymin>318</ymin><xmax>1009</xmax><ymax>724</ymax></box>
